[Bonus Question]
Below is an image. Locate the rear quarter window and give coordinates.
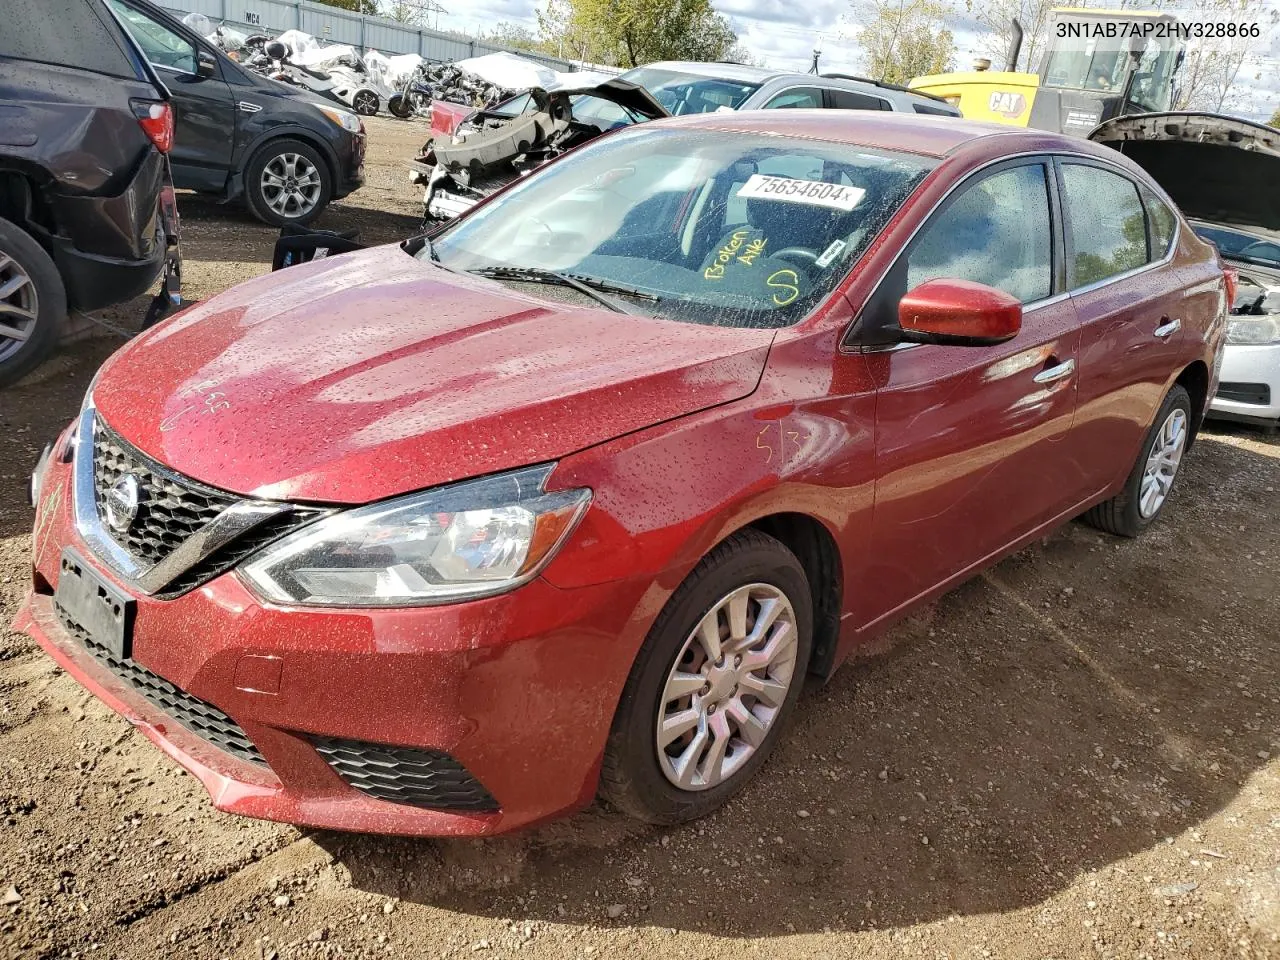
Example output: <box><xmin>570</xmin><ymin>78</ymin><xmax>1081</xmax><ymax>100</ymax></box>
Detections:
<box><xmin>1142</xmin><ymin>188</ymin><xmax>1178</xmax><ymax>258</ymax></box>
<box><xmin>0</xmin><ymin>0</ymin><xmax>137</xmax><ymax>78</ymax></box>
<box><xmin>913</xmin><ymin>102</ymin><xmax>958</xmax><ymax>116</ymax></box>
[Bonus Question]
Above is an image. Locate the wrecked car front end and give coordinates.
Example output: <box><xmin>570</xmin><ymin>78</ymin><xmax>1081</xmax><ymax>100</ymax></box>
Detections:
<box><xmin>410</xmin><ymin>79</ymin><xmax>669</xmax><ymax>223</ymax></box>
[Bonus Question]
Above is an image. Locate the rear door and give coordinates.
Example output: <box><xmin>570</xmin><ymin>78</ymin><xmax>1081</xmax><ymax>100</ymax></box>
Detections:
<box><xmin>108</xmin><ymin>0</ymin><xmax>236</xmax><ymax>191</ymax></box>
<box><xmin>861</xmin><ymin>158</ymin><xmax>1085</xmax><ymax>624</ymax></box>
<box><xmin>1055</xmin><ymin>158</ymin><xmax>1187</xmax><ymax>490</ymax></box>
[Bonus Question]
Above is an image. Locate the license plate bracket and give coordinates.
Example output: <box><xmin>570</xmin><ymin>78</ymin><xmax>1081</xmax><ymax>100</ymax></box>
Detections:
<box><xmin>55</xmin><ymin>550</ymin><xmax>134</xmax><ymax>661</ymax></box>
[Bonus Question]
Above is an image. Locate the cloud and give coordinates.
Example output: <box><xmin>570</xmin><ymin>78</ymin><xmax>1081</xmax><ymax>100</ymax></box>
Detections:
<box><xmin>436</xmin><ymin>0</ymin><xmax>1279</xmax><ymax>121</ymax></box>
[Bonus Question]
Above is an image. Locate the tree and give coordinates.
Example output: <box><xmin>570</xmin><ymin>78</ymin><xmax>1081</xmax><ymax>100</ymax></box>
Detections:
<box><xmin>963</xmin><ymin>0</ymin><xmax>1055</xmax><ymax>73</ymax></box>
<box><xmin>852</xmin><ymin>0</ymin><xmax>955</xmax><ymax>84</ymax></box>
<box><xmin>312</xmin><ymin>0</ymin><xmax>380</xmax><ymax>14</ymax></box>
<box><xmin>487</xmin><ymin>22</ymin><xmax>548</xmax><ymax>55</ymax></box>
<box><xmin>1170</xmin><ymin>0</ymin><xmax>1278</xmax><ymax>112</ymax></box>
<box><xmin>553</xmin><ymin>0</ymin><xmax>741</xmax><ymax>68</ymax></box>
<box><xmin>1269</xmin><ymin>107</ymin><xmax>1280</xmax><ymax>129</ymax></box>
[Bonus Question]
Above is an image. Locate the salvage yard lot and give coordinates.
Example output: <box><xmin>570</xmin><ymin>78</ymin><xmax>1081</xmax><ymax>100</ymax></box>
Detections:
<box><xmin>1</xmin><ymin>117</ymin><xmax>1278</xmax><ymax>960</ymax></box>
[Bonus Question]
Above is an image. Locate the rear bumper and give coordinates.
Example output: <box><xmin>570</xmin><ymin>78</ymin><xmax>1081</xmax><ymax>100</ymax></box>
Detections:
<box><xmin>47</xmin><ymin>150</ymin><xmax>179</xmax><ymax>312</ymax></box>
<box><xmin>1208</xmin><ymin>342</ymin><xmax>1280</xmax><ymax>424</ymax></box>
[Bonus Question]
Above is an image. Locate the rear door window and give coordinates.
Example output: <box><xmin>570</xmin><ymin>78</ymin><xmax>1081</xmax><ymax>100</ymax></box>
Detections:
<box><xmin>906</xmin><ymin>162</ymin><xmax>1054</xmax><ymax>304</ymax></box>
<box><xmin>1061</xmin><ymin>163</ymin><xmax>1150</xmax><ymax>287</ymax></box>
<box><xmin>764</xmin><ymin>88</ymin><xmax>824</xmax><ymax>109</ymax></box>
<box><xmin>827</xmin><ymin>90</ymin><xmax>891</xmax><ymax>110</ymax></box>
<box><xmin>107</xmin><ymin>0</ymin><xmax>198</xmax><ymax>74</ymax></box>
<box><xmin>0</xmin><ymin>0</ymin><xmax>136</xmax><ymax>78</ymax></box>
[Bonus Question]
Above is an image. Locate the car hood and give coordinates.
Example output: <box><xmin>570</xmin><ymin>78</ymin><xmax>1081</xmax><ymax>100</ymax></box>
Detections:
<box><xmin>91</xmin><ymin>246</ymin><xmax>774</xmax><ymax>505</ymax></box>
<box><xmin>557</xmin><ymin>77</ymin><xmax>670</xmax><ymax>121</ymax></box>
<box><xmin>1088</xmin><ymin>112</ymin><xmax>1280</xmax><ymax>232</ymax></box>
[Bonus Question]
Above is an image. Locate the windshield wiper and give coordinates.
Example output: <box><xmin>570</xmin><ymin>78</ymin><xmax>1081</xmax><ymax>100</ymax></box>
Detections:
<box><xmin>468</xmin><ymin>266</ymin><xmax>649</xmax><ymax>315</ymax></box>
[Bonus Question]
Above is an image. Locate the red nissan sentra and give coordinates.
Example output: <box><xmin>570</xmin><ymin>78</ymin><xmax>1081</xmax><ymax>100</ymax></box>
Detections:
<box><xmin>17</xmin><ymin>112</ymin><xmax>1228</xmax><ymax>836</ymax></box>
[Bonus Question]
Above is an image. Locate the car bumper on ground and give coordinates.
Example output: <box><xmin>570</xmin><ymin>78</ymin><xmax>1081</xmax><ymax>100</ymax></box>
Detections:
<box><xmin>15</xmin><ymin>453</ymin><xmax>653</xmax><ymax>836</ymax></box>
<box><xmin>1208</xmin><ymin>342</ymin><xmax>1280</xmax><ymax>426</ymax></box>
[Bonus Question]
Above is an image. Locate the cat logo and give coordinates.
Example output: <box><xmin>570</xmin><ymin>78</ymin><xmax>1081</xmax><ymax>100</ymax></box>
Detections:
<box><xmin>987</xmin><ymin>91</ymin><xmax>1027</xmax><ymax>119</ymax></box>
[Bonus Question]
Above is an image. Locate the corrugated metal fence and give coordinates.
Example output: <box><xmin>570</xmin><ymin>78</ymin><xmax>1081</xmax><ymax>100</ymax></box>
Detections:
<box><xmin>161</xmin><ymin>0</ymin><xmax>606</xmax><ymax>72</ymax></box>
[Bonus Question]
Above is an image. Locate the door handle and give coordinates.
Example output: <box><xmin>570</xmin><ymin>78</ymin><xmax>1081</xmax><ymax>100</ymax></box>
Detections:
<box><xmin>1154</xmin><ymin>317</ymin><xmax>1182</xmax><ymax>339</ymax></box>
<box><xmin>1033</xmin><ymin>358</ymin><xmax>1076</xmax><ymax>384</ymax></box>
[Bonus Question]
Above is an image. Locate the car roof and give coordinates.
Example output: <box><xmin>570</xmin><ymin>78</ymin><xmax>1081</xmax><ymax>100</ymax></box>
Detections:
<box><xmin>650</xmin><ymin>109</ymin><xmax>1100</xmax><ymax>159</ymax></box>
<box><xmin>629</xmin><ymin>61</ymin><xmax>803</xmax><ymax>84</ymax></box>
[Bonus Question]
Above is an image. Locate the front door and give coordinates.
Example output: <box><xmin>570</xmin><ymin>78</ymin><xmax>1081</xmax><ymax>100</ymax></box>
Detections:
<box><xmin>858</xmin><ymin>158</ymin><xmax>1086</xmax><ymax>628</ymax></box>
<box><xmin>108</xmin><ymin>0</ymin><xmax>236</xmax><ymax>192</ymax></box>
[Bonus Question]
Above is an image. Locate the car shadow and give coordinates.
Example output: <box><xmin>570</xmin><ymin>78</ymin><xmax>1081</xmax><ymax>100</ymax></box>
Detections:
<box><xmin>314</xmin><ymin>431</ymin><xmax>1280</xmax><ymax>937</ymax></box>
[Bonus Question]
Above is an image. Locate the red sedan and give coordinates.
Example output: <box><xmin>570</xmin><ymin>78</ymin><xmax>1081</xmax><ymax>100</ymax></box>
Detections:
<box><xmin>17</xmin><ymin>111</ymin><xmax>1228</xmax><ymax>836</ymax></box>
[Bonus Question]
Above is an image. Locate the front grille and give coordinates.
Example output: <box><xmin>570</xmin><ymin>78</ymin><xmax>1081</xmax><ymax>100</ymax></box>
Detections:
<box><xmin>90</xmin><ymin>416</ymin><xmax>325</xmax><ymax>597</ymax></box>
<box><xmin>55</xmin><ymin>606</ymin><xmax>267</xmax><ymax>768</ymax></box>
<box><xmin>1216</xmin><ymin>382</ymin><xmax>1271</xmax><ymax>406</ymax></box>
<box><xmin>312</xmin><ymin>737</ymin><xmax>499</xmax><ymax>812</ymax></box>
<box><xmin>93</xmin><ymin>418</ymin><xmax>239</xmax><ymax>568</ymax></box>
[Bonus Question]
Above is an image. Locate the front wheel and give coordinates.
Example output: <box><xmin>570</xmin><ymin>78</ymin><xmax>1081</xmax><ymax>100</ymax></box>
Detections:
<box><xmin>1084</xmin><ymin>384</ymin><xmax>1192</xmax><ymax>536</ymax></box>
<box><xmin>352</xmin><ymin>89</ymin><xmax>380</xmax><ymax>116</ymax></box>
<box><xmin>243</xmin><ymin>139</ymin><xmax>332</xmax><ymax>227</ymax></box>
<box><xmin>387</xmin><ymin>93</ymin><xmax>412</xmax><ymax>119</ymax></box>
<box><xmin>600</xmin><ymin>529</ymin><xmax>812</xmax><ymax>825</ymax></box>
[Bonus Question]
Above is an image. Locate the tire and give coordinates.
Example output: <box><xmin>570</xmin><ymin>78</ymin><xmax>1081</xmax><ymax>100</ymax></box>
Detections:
<box><xmin>1084</xmin><ymin>384</ymin><xmax>1192</xmax><ymax>537</ymax></box>
<box><xmin>352</xmin><ymin>89</ymin><xmax>380</xmax><ymax>116</ymax></box>
<box><xmin>600</xmin><ymin>529</ymin><xmax>813</xmax><ymax>824</ymax></box>
<box><xmin>0</xmin><ymin>217</ymin><xmax>66</xmax><ymax>389</ymax></box>
<box><xmin>387</xmin><ymin>93</ymin><xmax>412</xmax><ymax>119</ymax></box>
<box><xmin>243</xmin><ymin>139</ymin><xmax>332</xmax><ymax>227</ymax></box>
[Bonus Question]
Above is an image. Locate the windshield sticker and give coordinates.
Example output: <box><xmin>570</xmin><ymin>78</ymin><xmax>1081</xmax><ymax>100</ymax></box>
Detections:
<box><xmin>767</xmin><ymin>269</ymin><xmax>801</xmax><ymax>306</ymax></box>
<box><xmin>737</xmin><ymin>175</ymin><xmax>865</xmax><ymax>212</ymax></box>
<box><xmin>815</xmin><ymin>239</ymin><xmax>847</xmax><ymax>269</ymax></box>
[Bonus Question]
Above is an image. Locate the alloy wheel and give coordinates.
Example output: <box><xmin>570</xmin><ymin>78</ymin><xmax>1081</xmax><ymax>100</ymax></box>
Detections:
<box><xmin>353</xmin><ymin>90</ymin><xmax>379</xmax><ymax>116</ymax></box>
<box><xmin>656</xmin><ymin>583</ymin><xmax>799</xmax><ymax>791</ymax></box>
<box><xmin>1139</xmin><ymin>407</ymin><xmax>1188</xmax><ymax>518</ymax></box>
<box><xmin>260</xmin><ymin>153</ymin><xmax>323</xmax><ymax>219</ymax></box>
<box><xmin>0</xmin><ymin>252</ymin><xmax>38</xmax><ymax>363</ymax></box>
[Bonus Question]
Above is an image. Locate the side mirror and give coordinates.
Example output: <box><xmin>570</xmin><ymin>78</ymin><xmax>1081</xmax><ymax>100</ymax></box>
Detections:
<box><xmin>897</xmin><ymin>278</ymin><xmax>1022</xmax><ymax>347</ymax></box>
<box><xmin>196</xmin><ymin>49</ymin><xmax>217</xmax><ymax>78</ymax></box>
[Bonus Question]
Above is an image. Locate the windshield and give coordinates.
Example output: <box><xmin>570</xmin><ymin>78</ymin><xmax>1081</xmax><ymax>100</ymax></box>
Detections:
<box><xmin>1193</xmin><ymin>224</ymin><xmax>1280</xmax><ymax>269</ymax></box>
<box><xmin>1040</xmin><ymin>23</ymin><xmax>1179</xmax><ymax>111</ymax></box>
<box><xmin>620</xmin><ymin>67</ymin><xmax>760</xmax><ymax>115</ymax></box>
<box><xmin>427</xmin><ymin>128</ymin><xmax>936</xmax><ymax>329</ymax></box>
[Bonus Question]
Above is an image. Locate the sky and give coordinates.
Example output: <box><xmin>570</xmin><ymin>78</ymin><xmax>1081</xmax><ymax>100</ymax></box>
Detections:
<box><xmin>431</xmin><ymin>0</ymin><xmax>1280</xmax><ymax>121</ymax></box>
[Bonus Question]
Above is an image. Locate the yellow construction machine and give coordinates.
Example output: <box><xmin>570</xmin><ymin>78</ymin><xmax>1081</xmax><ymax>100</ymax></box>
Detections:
<box><xmin>910</xmin><ymin>8</ymin><xmax>1186</xmax><ymax>136</ymax></box>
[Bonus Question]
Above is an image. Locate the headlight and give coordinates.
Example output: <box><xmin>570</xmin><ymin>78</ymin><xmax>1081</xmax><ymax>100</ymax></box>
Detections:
<box><xmin>318</xmin><ymin>106</ymin><xmax>363</xmax><ymax>134</ymax></box>
<box><xmin>241</xmin><ymin>465</ymin><xmax>590</xmax><ymax>607</ymax></box>
<box><xmin>1227</xmin><ymin>316</ymin><xmax>1280</xmax><ymax>345</ymax></box>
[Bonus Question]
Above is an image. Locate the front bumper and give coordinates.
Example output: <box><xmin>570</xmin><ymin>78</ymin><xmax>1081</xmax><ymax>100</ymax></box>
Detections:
<box><xmin>1208</xmin><ymin>342</ymin><xmax>1280</xmax><ymax>425</ymax></box>
<box><xmin>334</xmin><ymin>129</ymin><xmax>366</xmax><ymax>200</ymax></box>
<box><xmin>15</xmin><ymin>453</ymin><xmax>652</xmax><ymax>836</ymax></box>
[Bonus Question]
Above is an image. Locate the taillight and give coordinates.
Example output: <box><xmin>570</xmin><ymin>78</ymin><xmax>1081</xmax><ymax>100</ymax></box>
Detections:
<box><xmin>131</xmin><ymin>99</ymin><xmax>174</xmax><ymax>154</ymax></box>
<box><xmin>1223</xmin><ymin>265</ymin><xmax>1239</xmax><ymax>309</ymax></box>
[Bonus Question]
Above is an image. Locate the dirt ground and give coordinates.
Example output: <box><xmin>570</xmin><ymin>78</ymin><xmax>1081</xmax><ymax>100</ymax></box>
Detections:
<box><xmin>1</xmin><ymin>116</ymin><xmax>1278</xmax><ymax>960</ymax></box>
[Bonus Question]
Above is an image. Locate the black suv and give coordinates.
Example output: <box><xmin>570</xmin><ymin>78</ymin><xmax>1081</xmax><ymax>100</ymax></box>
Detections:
<box><xmin>105</xmin><ymin>0</ymin><xmax>366</xmax><ymax>226</ymax></box>
<box><xmin>0</xmin><ymin>0</ymin><xmax>183</xmax><ymax>387</ymax></box>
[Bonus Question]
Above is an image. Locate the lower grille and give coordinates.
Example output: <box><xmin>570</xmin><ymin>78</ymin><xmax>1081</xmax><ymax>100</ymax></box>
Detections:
<box><xmin>55</xmin><ymin>607</ymin><xmax>266</xmax><ymax>768</ymax></box>
<box><xmin>311</xmin><ymin>736</ymin><xmax>498</xmax><ymax>812</ymax></box>
<box><xmin>1216</xmin><ymin>382</ymin><xmax>1271</xmax><ymax>406</ymax></box>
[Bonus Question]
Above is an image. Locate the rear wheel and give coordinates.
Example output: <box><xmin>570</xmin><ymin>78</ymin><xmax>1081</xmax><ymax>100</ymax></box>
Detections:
<box><xmin>0</xmin><ymin>217</ymin><xmax>65</xmax><ymax>388</ymax></box>
<box><xmin>600</xmin><ymin>530</ymin><xmax>812</xmax><ymax>824</ymax></box>
<box><xmin>1084</xmin><ymin>384</ymin><xmax>1192</xmax><ymax>536</ymax></box>
<box><xmin>244</xmin><ymin>139</ymin><xmax>332</xmax><ymax>227</ymax></box>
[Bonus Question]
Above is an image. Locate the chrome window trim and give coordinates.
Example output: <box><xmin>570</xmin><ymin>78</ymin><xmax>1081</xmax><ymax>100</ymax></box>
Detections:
<box><xmin>841</xmin><ymin>149</ymin><xmax>1181</xmax><ymax>353</ymax></box>
<box><xmin>71</xmin><ymin>406</ymin><xmax>315</xmax><ymax>596</ymax></box>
